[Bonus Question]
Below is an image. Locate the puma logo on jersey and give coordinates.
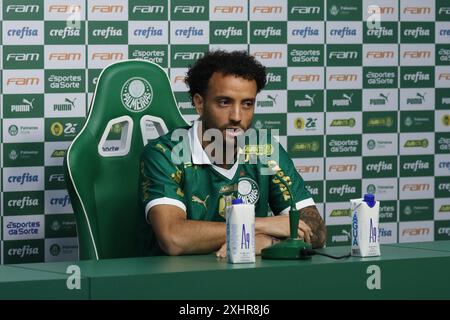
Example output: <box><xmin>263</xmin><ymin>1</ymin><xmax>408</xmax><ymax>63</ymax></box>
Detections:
<box><xmin>192</xmin><ymin>195</ymin><xmax>209</xmax><ymax>210</ymax></box>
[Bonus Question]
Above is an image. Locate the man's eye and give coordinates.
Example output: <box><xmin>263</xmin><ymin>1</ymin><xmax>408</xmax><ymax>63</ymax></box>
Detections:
<box><xmin>218</xmin><ymin>100</ymin><xmax>230</xmax><ymax>107</ymax></box>
<box><xmin>243</xmin><ymin>101</ymin><xmax>254</xmax><ymax>109</ymax></box>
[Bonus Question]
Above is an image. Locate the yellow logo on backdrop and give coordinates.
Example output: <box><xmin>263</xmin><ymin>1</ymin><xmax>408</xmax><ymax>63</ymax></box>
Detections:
<box><xmin>51</xmin><ymin>122</ymin><xmax>64</xmax><ymax>136</ymax></box>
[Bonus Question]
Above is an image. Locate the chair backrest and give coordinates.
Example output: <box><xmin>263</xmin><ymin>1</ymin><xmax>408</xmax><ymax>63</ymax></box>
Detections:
<box><xmin>64</xmin><ymin>60</ymin><xmax>188</xmax><ymax>260</ymax></box>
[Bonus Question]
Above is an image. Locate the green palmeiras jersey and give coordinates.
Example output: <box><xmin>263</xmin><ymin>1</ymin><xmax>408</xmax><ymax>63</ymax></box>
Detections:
<box><xmin>139</xmin><ymin>120</ymin><xmax>315</xmax><ymax>255</ymax></box>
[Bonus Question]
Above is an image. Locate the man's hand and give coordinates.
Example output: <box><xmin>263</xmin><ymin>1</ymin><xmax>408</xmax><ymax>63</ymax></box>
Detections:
<box><xmin>215</xmin><ymin>234</ymin><xmax>275</xmax><ymax>258</ymax></box>
<box><xmin>255</xmin><ymin>215</ymin><xmax>314</xmax><ymax>242</ymax></box>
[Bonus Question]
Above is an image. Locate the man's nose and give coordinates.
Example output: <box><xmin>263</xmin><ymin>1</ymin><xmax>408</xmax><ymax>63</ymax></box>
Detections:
<box><xmin>229</xmin><ymin>104</ymin><xmax>241</xmax><ymax>123</ymax></box>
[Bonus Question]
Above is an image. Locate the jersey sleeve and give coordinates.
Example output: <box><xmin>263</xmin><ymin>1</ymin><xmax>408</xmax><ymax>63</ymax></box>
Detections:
<box><xmin>139</xmin><ymin>141</ymin><xmax>186</xmax><ymax>221</ymax></box>
<box><xmin>268</xmin><ymin>142</ymin><xmax>315</xmax><ymax>215</ymax></box>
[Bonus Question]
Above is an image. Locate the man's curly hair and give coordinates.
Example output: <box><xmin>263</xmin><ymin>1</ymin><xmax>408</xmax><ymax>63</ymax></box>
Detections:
<box><xmin>185</xmin><ymin>50</ymin><xmax>267</xmax><ymax>105</ymax></box>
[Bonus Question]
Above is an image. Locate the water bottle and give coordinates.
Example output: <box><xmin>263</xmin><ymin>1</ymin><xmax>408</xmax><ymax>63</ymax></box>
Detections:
<box><xmin>350</xmin><ymin>193</ymin><xmax>381</xmax><ymax>257</ymax></box>
<box><xmin>226</xmin><ymin>198</ymin><xmax>255</xmax><ymax>263</ymax></box>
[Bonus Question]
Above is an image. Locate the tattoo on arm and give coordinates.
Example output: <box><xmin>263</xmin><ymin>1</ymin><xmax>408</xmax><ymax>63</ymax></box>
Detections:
<box><xmin>299</xmin><ymin>205</ymin><xmax>327</xmax><ymax>248</ymax></box>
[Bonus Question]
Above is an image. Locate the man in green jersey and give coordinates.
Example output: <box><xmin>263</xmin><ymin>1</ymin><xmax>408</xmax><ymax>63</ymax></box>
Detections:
<box><xmin>139</xmin><ymin>50</ymin><xmax>326</xmax><ymax>256</ymax></box>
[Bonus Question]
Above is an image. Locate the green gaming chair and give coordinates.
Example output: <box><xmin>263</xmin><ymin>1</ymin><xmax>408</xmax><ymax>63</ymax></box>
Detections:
<box><xmin>64</xmin><ymin>60</ymin><xmax>189</xmax><ymax>260</ymax></box>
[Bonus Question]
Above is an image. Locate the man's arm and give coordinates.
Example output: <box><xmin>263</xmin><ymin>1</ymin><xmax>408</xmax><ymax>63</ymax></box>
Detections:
<box><xmin>149</xmin><ymin>204</ymin><xmax>319</xmax><ymax>256</ymax></box>
<box><xmin>256</xmin><ymin>205</ymin><xmax>326</xmax><ymax>249</ymax></box>
<box><xmin>148</xmin><ymin>205</ymin><xmax>226</xmax><ymax>256</ymax></box>
<box><xmin>299</xmin><ymin>205</ymin><xmax>326</xmax><ymax>248</ymax></box>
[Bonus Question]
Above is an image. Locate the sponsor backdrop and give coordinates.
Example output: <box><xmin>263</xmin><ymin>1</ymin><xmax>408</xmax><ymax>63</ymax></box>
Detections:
<box><xmin>0</xmin><ymin>0</ymin><xmax>449</xmax><ymax>264</ymax></box>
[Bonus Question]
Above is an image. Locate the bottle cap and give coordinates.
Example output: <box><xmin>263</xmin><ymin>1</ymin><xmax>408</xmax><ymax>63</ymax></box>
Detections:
<box><xmin>232</xmin><ymin>198</ymin><xmax>243</xmax><ymax>205</ymax></box>
<box><xmin>363</xmin><ymin>193</ymin><xmax>376</xmax><ymax>208</ymax></box>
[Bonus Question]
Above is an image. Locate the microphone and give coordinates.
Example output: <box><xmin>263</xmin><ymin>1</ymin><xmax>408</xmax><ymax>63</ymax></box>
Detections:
<box><xmin>261</xmin><ymin>160</ymin><xmax>312</xmax><ymax>260</ymax></box>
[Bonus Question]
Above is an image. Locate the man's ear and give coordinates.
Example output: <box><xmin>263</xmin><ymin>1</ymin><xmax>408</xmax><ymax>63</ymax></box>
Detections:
<box><xmin>193</xmin><ymin>93</ymin><xmax>204</xmax><ymax>117</ymax></box>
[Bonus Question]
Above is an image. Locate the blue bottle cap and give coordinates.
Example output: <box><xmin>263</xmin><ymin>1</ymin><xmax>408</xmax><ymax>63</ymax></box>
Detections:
<box><xmin>232</xmin><ymin>198</ymin><xmax>243</xmax><ymax>205</ymax></box>
<box><xmin>363</xmin><ymin>193</ymin><xmax>376</xmax><ymax>208</ymax></box>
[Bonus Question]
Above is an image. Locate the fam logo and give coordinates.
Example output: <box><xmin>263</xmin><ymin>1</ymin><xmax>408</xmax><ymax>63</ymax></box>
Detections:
<box><xmin>213</xmin><ymin>6</ymin><xmax>244</xmax><ymax>14</ymax></box>
<box><xmin>91</xmin><ymin>5</ymin><xmax>124</xmax><ymax>13</ymax></box>
<box><xmin>48</xmin><ymin>49</ymin><xmax>79</xmax><ymax>60</ymax></box>
<box><xmin>238</xmin><ymin>177</ymin><xmax>259</xmax><ymax>204</ymax></box>
<box><xmin>6</xmin><ymin>4</ymin><xmax>40</xmax><ymax>14</ymax></box>
<box><xmin>91</xmin><ymin>52</ymin><xmax>124</xmax><ymax>61</ymax></box>
<box><xmin>48</xmin><ymin>5</ymin><xmax>82</xmax><ymax>13</ymax></box>
<box><xmin>121</xmin><ymin>77</ymin><xmax>153</xmax><ymax>112</ymax></box>
<box><xmin>6</xmin><ymin>77</ymin><xmax>39</xmax><ymax>87</ymax></box>
<box><xmin>131</xmin><ymin>5</ymin><xmax>165</xmax><ymax>14</ymax></box>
